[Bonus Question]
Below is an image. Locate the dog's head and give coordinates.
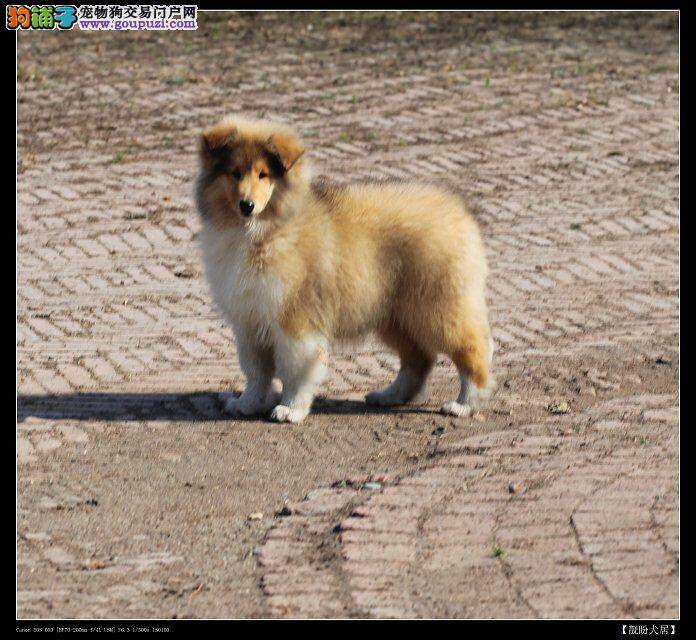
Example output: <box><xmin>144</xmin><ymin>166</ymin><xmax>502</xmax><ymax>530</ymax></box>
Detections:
<box><xmin>196</xmin><ymin>116</ymin><xmax>305</xmax><ymax>228</ymax></box>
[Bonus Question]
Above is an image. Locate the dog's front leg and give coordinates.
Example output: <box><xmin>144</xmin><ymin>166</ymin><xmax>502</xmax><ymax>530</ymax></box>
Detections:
<box><xmin>225</xmin><ymin>326</ymin><xmax>277</xmax><ymax>417</ymax></box>
<box><xmin>270</xmin><ymin>334</ymin><xmax>328</xmax><ymax>424</ymax></box>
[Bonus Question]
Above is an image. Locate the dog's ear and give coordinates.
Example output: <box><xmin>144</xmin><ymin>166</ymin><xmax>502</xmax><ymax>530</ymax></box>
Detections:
<box><xmin>265</xmin><ymin>132</ymin><xmax>305</xmax><ymax>173</ymax></box>
<box><xmin>199</xmin><ymin>125</ymin><xmax>237</xmax><ymax>165</ymax></box>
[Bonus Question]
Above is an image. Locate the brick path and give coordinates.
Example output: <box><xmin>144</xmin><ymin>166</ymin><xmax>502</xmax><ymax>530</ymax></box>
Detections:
<box><xmin>260</xmin><ymin>395</ymin><xmax>678</xmax><ymax>618</ymax></box>
<box><xmin>17</xmin><ymin>12</ymin><xmax>678</xmax><ymax>618</ymax></box>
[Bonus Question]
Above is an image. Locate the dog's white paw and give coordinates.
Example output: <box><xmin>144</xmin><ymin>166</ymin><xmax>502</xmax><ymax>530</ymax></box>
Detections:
<box><xmin>440</xmin><ymin>400</ymin><xmax>473</xmax><ymax>417</ymax></box>
<box><xmin>225</xmin><ymin>394</ymin><xmax>262</xmax><ymax>416</ymax></box>
<box><xmin>365</xmin><ymin>369</ymin><xmax>426</xmax><ymax>406</ymax></box>
<box><xmin>225</xmin><ymin>389</ymin><xmax>283</xmax><ymax>417</ymax></box>
<box><xmin>269</xmin><ymin>404</ymin><xmax>309</xmax><ymax>424</ymax></box>
<box><xmin>263</xmin><ymin>390</ymin><xmax>282</xmax><ymax>410</ymax></box>
<box><xmin>365</xmin><ymin>389</ymin><xmax>402</xmax><ymax>406</ymax></box>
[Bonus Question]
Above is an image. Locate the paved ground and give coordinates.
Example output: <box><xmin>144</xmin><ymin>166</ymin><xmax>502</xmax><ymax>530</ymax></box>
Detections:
<box><xmin>17</xmin><ymin>12</ymin><xmax>678</xmax><ymax>619</ymax></box>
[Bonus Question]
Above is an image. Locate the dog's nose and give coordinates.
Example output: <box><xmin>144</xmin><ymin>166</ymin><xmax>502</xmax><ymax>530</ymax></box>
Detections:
<box><xmin>239</xmin><ymin>200</ymin><xmax>255</xmax><ymax>216</ymax></box>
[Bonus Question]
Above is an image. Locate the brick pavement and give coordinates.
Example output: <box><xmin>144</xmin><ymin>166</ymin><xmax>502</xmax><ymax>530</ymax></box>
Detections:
<box><xmin>260</xmin><ymin>394</ymin><xmax>677</xmax><ymax>618</ymax></box>
<box><xmin>17</xmin><ymin>12</ymin><xmax>678</xmax><ymax>618</ymax></box>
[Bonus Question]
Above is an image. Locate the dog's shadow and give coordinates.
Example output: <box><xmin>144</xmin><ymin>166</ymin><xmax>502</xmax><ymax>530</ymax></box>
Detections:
<box><xmin>17</xmin><ymin>391</ymin><xmax>431</xmax><ymax>423</ymax></box>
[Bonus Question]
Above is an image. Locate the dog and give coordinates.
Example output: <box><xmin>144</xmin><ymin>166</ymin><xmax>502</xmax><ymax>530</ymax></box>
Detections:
<box><xmin>195</xmin><ymin>116</ymin><xmax>494</xmax><ymax>423</ymax></box>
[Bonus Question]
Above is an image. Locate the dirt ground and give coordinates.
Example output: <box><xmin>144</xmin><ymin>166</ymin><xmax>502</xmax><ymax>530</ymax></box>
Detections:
<box><xmin>17</xmin><ymin>11</ymin><xmax>678</xmax><ymax>619</ymax></box>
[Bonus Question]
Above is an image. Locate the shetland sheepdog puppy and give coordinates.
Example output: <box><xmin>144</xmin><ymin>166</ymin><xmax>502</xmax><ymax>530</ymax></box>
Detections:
<box><xmin>195</xmin><ymin>116</ymin><xmax>493</xmax><ymax>423</ymax></box>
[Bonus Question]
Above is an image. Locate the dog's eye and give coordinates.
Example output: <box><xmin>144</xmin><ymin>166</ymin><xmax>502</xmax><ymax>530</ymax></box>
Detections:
<box><xmin>259</xmin><ymin>171</ymin><xmax>268</xmax><ymax>179</ymax></box>
<box><xmin>231</xmin><ymin>170</ymin><xmax>241</xmax><ymax>180</ymax></box>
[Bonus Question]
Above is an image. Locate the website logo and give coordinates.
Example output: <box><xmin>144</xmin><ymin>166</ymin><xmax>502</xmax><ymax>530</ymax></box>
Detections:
<box><xmin>6</xmin><ymin>5</ymin><xmax>198</xmax><ymax>31</ymax></box>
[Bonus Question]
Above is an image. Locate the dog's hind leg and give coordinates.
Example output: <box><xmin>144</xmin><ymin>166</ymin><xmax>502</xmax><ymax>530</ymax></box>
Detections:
<box><xmin>440</xmin><ymin>329</ymin><xmax>493</xmax><ymax>417</ymax></box>
<box><xmin>366</xmin><ymin>326</ymin><xmax>434</xmax><ymax>406</ymax></box>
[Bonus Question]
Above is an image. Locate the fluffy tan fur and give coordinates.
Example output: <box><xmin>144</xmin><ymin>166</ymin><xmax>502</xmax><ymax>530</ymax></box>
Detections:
<box><xmin>196</xmin><ymin>116</ymin><xmax>493</xmax><ymax>422</ymax></box>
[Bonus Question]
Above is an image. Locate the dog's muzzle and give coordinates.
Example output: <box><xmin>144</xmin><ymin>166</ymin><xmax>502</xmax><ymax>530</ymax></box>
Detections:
<box><xmin>239</xmin><ymin>200</ymin><xmax>255</xmax><ymax>217</ymax></box>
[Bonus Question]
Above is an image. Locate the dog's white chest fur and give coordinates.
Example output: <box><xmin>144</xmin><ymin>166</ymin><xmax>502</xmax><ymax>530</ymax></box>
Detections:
<box><xmin>199</xmin><ymin>223</ymin><xmax>283</xmax><ymax>342</ymax></box>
